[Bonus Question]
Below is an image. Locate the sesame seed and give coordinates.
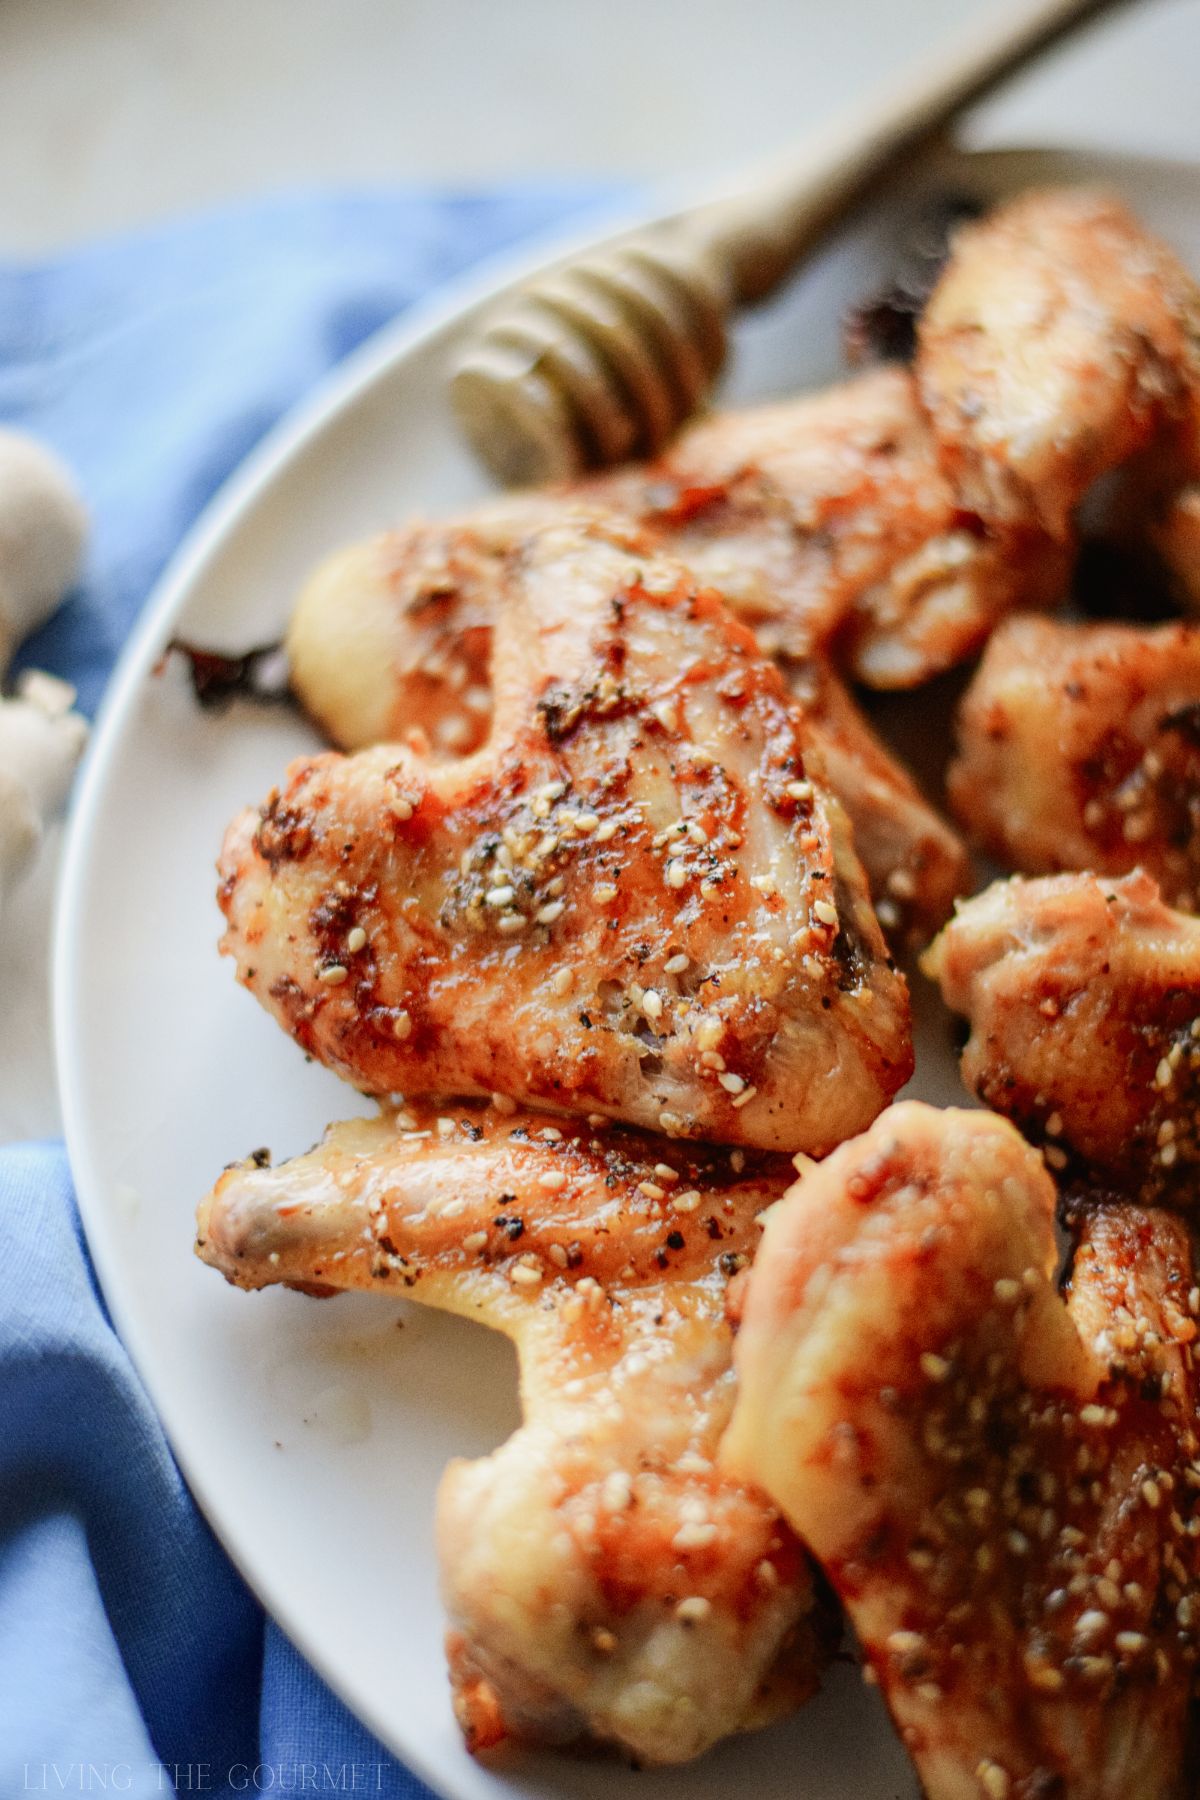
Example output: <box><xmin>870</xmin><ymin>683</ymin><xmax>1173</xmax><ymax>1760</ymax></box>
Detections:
<box><xmin>673</xmin><ymin>1521</ymin><xmax>718</xmax><ymax>1551</ymax></box>
<box><xmin>750</xmin><ymin>873</ymin><xmax>777</xmax><ymax>895</ymax></box>
<box><xmin>318</xmin><ymin>964</ymin><xmax>349</xmax><ymax>985</ymax></box>
<box><xmin>886</xmin><ymin>1630</ymin><xmax>926</xmax><ymax>1656</ymax></box>
<box><xmin>509</xmin><ymin>1261</ymin><xmax>542</xmax><ymax>1288</ymax></box>
<box><xmin>463</xmin><ymin>1231</ymin><xmax>487</xmax><ymax>1253</ymax></box>
<box><xmin>547</xmin><ymin>1243</ymin><xmax>569</xmax><ymax>1268</ymax></box>
<box><xmin>496</xmin><ymin>913</ymin><xmax>526</xmax><ymax>933</ymax></box>
<box><xmin>993</xmin><ymin>1277</ymin><xmax>1020</xmax><ymax>1304</ymax></box>
<box><xmin>1143</xmin><ymin>1478</ymin><xmax>1163</xmax><ymax>1508</ymax></box>
<box><xmin>485</xmin><ymin>886</ymin><xmax>515</xmax><ymax>907</ymax></box>
<box><xmin>591</xmin><ymin>1627</ymin><xmax>616</xmax><ymax>1655</ymax></box>
<box><xmin>491</xmin><ymin>1092</ymin><xmax>517</xmax><ymax>1114</ymax></box>
<box><xmin>659</xmin><ymin>1109</ymin><xmax>684</xmax><ymax>1134</ymax></box>
<box><xmin>731</xmin><ymin>1085</ymin><xmax>758</xmax><ymax>1109</ymax></box>
<box><xmin>1161</xmin><ymin>1142</ymin><xmax>1178</xmax><ymax>1167</ymax></box>
<box><xmin>674</xmin><ymin>1189</ymin><xmax>702</xmax><ymax>1212</ymax></box>
<box><xmin>1076</xmin><ymin>1610</ymin><xmax>1109</xmax><ymax>1639</ymax></box>
<box><xmin>346</xmin><ymin>926</ymin><xmax>367</xmax><ymax>954</ymax></box>
<box><xmin>654</xmin><ymin>1163</ymin><xmax>679</xmax><ymax>1183</ymax></box>
<box><xmin>695</xmin><ymin>1018</ymin><xmax>722</xmax><ymax>1052</ymax></box>
<box><xmin>666</xmin><ymin>861</ymin><xmax>688</xmax><ymax>890</ymax></box>
<box><xmin>641</xmin><ymin>989</ymin><xmax>664</xmax><ymax>1022</ymax></box>
<box><xmin>1079</xmin><ymin>1405</ymin><xmax>1108</xmax><ymax>1426</ymax></box>
<box><xmin>978</xmin><ymin>1756</ymin><xmax>1014</xmax><ymax>1800</ymax></box>
<box><xmin>538</xmin><ymin>1171</ymin><xmax>567</xmax><ymax>1191</ymax></box>
<box><xmin>920</xmin><ymin>1351</ymin><xmax>951</xmax><ymax>1382</ymax></box>
<box><xmin>536</xmin><ymin>900</ymin><xmax>565</xmax><ymax>924</ymax></box>
<box><xmin>1045</xmin><ymin>1111</ymin><xmax>1063</xmax><ymax>1137</ymax></box>
<box><xmin>1157</xmin><ymin>1058</ymin><xmax>1174</xmax><ymax>1088</ymax></box>
<box><xmin>638</xmin><ymin>1181</ymin><xmax>666</xmax><ymax>1200</ymax></box>
<box><xmin>785</xmin><ymin>780</ymin><xmax>813</xmax><ymax>802</ymax></box>
<box><xmin>576</xmin><ymin>813</ymin><xmax>600</xmax><ymax>835</ymax></box>
<box><xmin>719</xmin><ymin>1072</ymin><xmax>746</xmax><ymax>1094</ymax></box>
<box><xmin>594</xmin><ymin>884</ymin><xmax>618</xmax><ymax>904</ymax></box>
<box><xmin>675</xmin><ymin>1596</ymin><xmax>711</xmax><ymax>1624</ymax></box>
<box><xmin>664</xmin><ymin>953</ymin><xmax>689</xmax><ymax>975</ymax></box>
<box><xmin>393</xmin><ymin>1011</ymin><xmax>413</xmax><ymax>1040</ymax></box>
<box><xmin>436</xmin><ymin>1117</ymin><xmax>456</xmax><ymax>1138</ymax></box>
<box><xmin>1116</xmin><ymin>1631</ymin><xmax>1149</xmax><ymax>1655</ymax></box>
<box><xmin>551</xmin><ymin>968</ymin><xmax>573</xmax><ymax>996</ymax></box>
<box><xmin>602</xmin><ymin>1470</ymin><xmax>634</xmax><ymax>1510</ymax></box>
<box><xmin>813</xmin><ymin>899</ymin><xmax>838</xmax><ymax>928</ymax></box>
<box><xmin>594</xmin><ymin>819</ymin><xmax>619</xmax><ymax>843</ymax></box>
<box><xmin>730</xmin><ymin>1150</ymin><xmax>745</xmax><ymax>1173</ymax></box>
<box><xmin>1044</xmin><ymin>1144</ymin><xmax>1068</xmax><ymax>1171</ymax></box>
<box><xmin>539</xmin><ymin>780</ymin><xmax>566</xmax><ymax>803</ymax></box>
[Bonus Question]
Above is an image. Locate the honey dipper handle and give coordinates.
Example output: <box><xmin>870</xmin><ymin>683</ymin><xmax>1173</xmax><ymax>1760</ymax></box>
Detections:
<box><xmin>693</xmin><ymin>0</ymin><xmax>1131</xmax><ymax>304</ymax></box>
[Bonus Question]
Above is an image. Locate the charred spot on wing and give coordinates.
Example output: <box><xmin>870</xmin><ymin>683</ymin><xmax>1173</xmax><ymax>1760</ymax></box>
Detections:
<box><xmin>843</xmin><ymin>192</ymin><xmax>985</xmax><ymax>368</ymax></box>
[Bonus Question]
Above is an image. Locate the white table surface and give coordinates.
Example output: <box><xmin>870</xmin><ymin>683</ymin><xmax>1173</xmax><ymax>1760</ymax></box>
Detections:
<box><xmin>3</xmin><ymin>0</ymin><xmax>1199</xmax><ymax>1141</ymax></box>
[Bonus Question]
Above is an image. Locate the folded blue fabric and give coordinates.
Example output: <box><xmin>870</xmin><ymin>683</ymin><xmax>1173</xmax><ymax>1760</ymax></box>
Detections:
<box><xmin>0</xmin><ymin>184</ymin><xmax>616</xmax><ymax>1798</ymax></box>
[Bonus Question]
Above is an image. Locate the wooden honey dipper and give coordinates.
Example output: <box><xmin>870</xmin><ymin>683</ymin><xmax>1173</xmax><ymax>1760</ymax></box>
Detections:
<box><xmin>451</xmin><ymin>0</ymin><xmax>1129</xmax><ymax>486</ymax></box>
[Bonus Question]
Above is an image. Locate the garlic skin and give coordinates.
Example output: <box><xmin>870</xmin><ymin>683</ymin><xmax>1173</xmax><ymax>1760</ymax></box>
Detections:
<box><xmin>0</xmin><ymin>672</ymin><xmax>87</xmax><ymax>904</ymax></box>
<box><xmin>0</xmin><ymin>429</ymin><xmax>87</xmax><ymax>674</ymax></box>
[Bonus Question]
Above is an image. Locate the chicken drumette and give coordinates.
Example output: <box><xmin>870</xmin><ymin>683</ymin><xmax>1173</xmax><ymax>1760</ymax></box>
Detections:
<box><xmin>723</xmin><ymin>1100</ymin><xmax>1200</xmax><ymax>1800</ymax></box>
<box><xmin>925</xmin><ymin>871</ymin><xmax>1200</xmax><ymax>1206</ymax></box>
<box><xmin>197</xmin><ymin>1101</ymin><xmax>828</xmax><ymax>1764</ymax></box>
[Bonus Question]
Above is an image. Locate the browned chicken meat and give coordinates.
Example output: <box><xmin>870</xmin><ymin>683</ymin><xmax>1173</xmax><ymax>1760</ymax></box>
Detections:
<box><xmin>224</xmin><ymin>514</ymin><xmax>913</xmax><ymax>1151</ymax></box>
<box><xmin>948</xmin><ymin>617</ymin><xmax>1200</xmax><ymax>910</ymax></box>
<box><xmin>577</xmin><ymin>365</ymin><xmax>1062</xmax><ymax>687</ymax></box>
<box><xmin>723</xmin><ymin>1100</ymin><xmax>1200</xmax><ymax>1800</ymax></box>
<box><xmin>196</xmin><ymin>1101</ymin><xmax>829</xmax><ymax>1764</ymax></box>
<box><xmin>288</xmin><ymin>503</ymin><xmax>971</xmax><ymax>944</ymax></box>
<box><xmin>925</xmin><ymin>871</ymin><xmax>1200</xmax><ymax>1205</ymax></box>
<box><xmin>919</xmin><ymin>187</ymin><xmax>1200</xmax><ymax>551</ymax></box>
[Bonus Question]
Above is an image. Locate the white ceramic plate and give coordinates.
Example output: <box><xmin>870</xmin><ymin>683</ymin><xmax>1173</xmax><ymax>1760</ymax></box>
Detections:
<box><xmin>54</xmin><ymin>145</ymin><xmax>1200</xmax><ymax>1799</ymax></box>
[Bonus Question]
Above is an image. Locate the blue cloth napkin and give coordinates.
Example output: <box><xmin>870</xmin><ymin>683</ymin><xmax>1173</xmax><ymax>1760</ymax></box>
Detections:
<box><xmin>0</xmin><ymin>184</ymin><xmax>616</xmax><ymax>1798</ymax></box>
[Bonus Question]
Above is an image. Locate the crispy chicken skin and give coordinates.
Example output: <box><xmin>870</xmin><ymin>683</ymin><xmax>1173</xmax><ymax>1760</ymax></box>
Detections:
<box><xmin>948</xmin><ymin>617</ymin><xmax>1200</xmax><ymax>910</ymax></box>
<box><xmin>925</xmin><ymin>872</ymin><xmax>1200</xmax><ymax>1205</ymax></box>
<box><xmin>576</xmin><ymin>366</ymin><xmax>1063</xmax><ymax>688</ymax></box>
<box><xmin>196</xmin><ymin>1102</ymin><xmax>827</xmax><ymax>1764</ymax></box>
<box><xmin>920</xmin><ymin>188</ymin><xmax>1200</xmax><ymax>545</ymax></box>
<box><xmin>224</xmin><ymin>516</ymin><xmax>912</xmax><ymax>1152</ymax></box>
<box><xmin>722</xmin><ymin>1101</ymin><xmax>1200</xmax><ymax>1800</ymax></box>
<box><xmin>287</xmin><ymin>505</ymin><xmax>970</xmax><ymax>944</ymax></box>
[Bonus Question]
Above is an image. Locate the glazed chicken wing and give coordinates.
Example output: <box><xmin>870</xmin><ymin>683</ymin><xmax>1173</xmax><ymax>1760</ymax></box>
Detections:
<box><xmin>919</xmin><ymin>187</ymin><xmax>1200</xmax><ymax>552</ymax></box>
<box><xmin>949</xmin><ymin>617</ymin><xmax>1200</xmax><ymax>910</ymax></box>
<box><xmin>287</xmin><ymin>505</ymin><xmax>970</xmax><ymax>943</ymax></box>
<box><xmin>196</xmin><ymin>1101</ymin><xmax>827</xmax><ymax>1764</ymax></box>
<box><xmin>224</xmin><ymin>514</ymin><xmax>912</xmax><ymax>1152</ymax></box>
<box><xmin>925</xmin><ymin>871</ymin><xmax>1200</xmax><ymax>1205</ymax></box>
<box><xmin>723</xmin><ymin>1100</ymin><xmax>1200</xmax><ymax>1800</ymax></box>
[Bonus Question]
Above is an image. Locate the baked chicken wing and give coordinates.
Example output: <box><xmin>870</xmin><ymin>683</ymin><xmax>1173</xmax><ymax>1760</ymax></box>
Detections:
<box><xmin>287</xmin><ymin>505</ymin><xmax>970</xmax><ymax>944</ymax></box>
<box><xmin>577</xmin><ymin>366</ymin><xmax>1062</xmax><ymax>688</ymax></box>
<box><xmin>919</xmin><ymin>187</ymin><xmax>1200</xmax><ymax>547</ymax></box>
<box><xmin>223</xmin><ymin>514</ymin><xmax>912</xmax><ymax>1152</ymax></box>
<box><xmin>723</xmin><ymin>1100</ymin><xmax>1200</xmax><ymax>1800</ymax></box>
<box><xmin>925</xmin><ymin>871</ymin><xmax>1200</xmax><ymax>1205</ymax></box>
<box><xmin>196</xmin><ymin>1101</ymin><xmax>828</xmax><ymax>1764</ymax></box>
<box><xmin>948</xmin><ymin>617</ymin><xmax>1200</xmax><ymax>910</ymax></box>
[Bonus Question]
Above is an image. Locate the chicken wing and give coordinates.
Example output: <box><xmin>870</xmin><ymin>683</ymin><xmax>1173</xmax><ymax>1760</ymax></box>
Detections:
<box><xmin>723</xmin><ymin>1100</ymin><xmax>1200</xmax><ymax>1800</ymax></box>
<box><xmin>196</xmin><ymin>1101</ymin><xmax>828</xmax><ymax>1764</ymax></box>
<box><xmin>948</xmin><ymin>617</ymin><xmax>1200</xmax><ymax>911</ymax></box>
<box><xmin>223</xmin><ymin>514</ymin><xmax>912</xmax><ymax>1152</ymax></box>
<box><xmin>925</xmin><ymin>871</ymin><xmax>1200</xmax><ymax>1205</ymax></box>
<box><xmin>919</xmin><ymin>187</ymin><xmax>1200</xmax><ymax>547</ymax></box>
<box><xmin>576</xmin><ymin>366</ymin><xmax>1063</xmax><ymax>688</ymax></box>
<box><xmin>287</xmin><ymin>507</ymin><xmax>970</xmax><ymax>944</ymax></box>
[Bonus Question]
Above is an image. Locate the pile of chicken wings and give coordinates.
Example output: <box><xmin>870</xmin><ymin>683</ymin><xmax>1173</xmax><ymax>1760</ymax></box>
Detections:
<box><xmin>198</xmin><ymin>186</ymin><xmax>1200</xmax><ymax>1796</ymax></box>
